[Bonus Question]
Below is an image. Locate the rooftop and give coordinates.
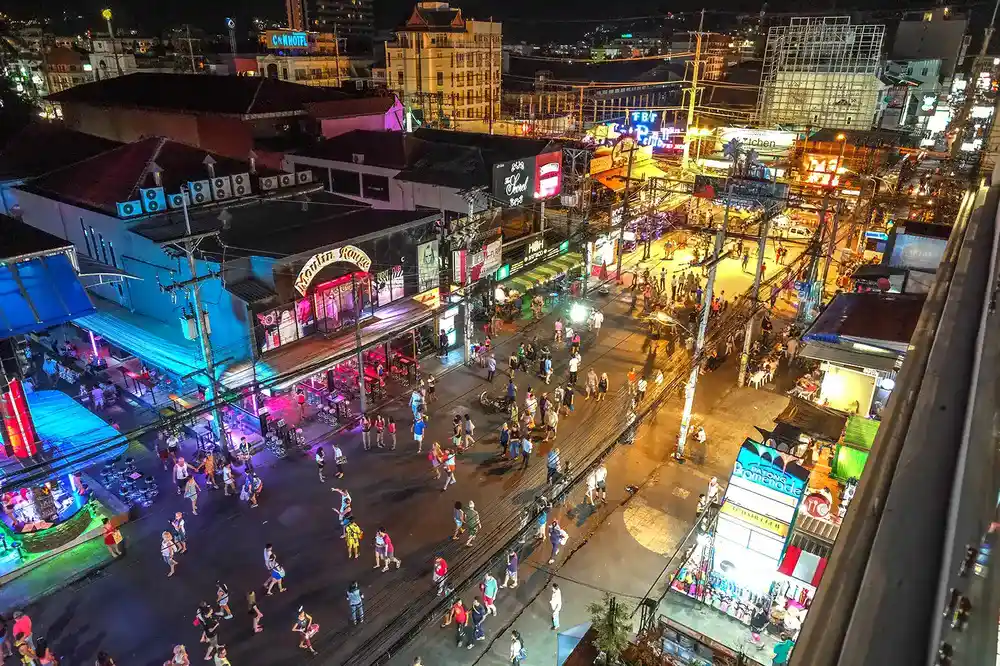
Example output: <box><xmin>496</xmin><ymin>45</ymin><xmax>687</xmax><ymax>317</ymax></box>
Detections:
<box><xmin>45</xmin><ymin>72</ymin><xmax>373</xmax><ymax>118</ymax></box>
<box><xmin>805</xmin><ymin>292</ymin><xmax>927</xmax><ymax>345</ymax></box>
<box><xmin>0</xmin><ymin>214</ymin><xmax>73</xmax><ymax>261</ymax></box>
<box><xmin>19</xmin><ymin>137</ymin><xmax>282</xmax><ymax>216</ymax></box>
<box><xmin>128</xmin><ymin>191</ymin><xmax>438</xmax><ymax>259</ymax></box>
<box><xmin>294</xmin><ymin>130</ymin><xmax>408</xmax><ymax>169</ymax></box>
<box><xmin>401</xmin><ymin>2</ymin><xmax>466</xmax><ymax>32</ymax></box>
<box><xmin>0</xmin><ymin>123</ymin><xmax>121</xmax><ymax>182</ymax></box>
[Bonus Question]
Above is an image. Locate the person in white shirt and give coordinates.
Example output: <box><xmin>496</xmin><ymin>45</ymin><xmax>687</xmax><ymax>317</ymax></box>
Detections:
<box><xmin>594</xmin><ymin>464</ymin><xmax>608</xmax><ymax>503</ymax></box>
<box><xmin>591</xmin><ymin>309</ymin><xmax>605</xmax><ymax>335</ymax></box>
<box><xmin>636</xmin><ymin>376</ymin><xmax>648</xmax><ymax>402</ymax></box>
<box><xmin>549</xmin><ymin>583</ymin><xmax>563</xmax><ymax>629</ymax></box>
<box><xmin>567</xmin><ymin>354</ymin><xmax>581</xmax><ymax>384</ymax></box>
<box><xmin>585</xmin><ymin>469</ymin><xmax>598</xmax><ymax>505</ymax></box>
<box><xmin>173</xmin><ymin>457</ymin><xmax>196</xmax><ymax>495</ymax></box>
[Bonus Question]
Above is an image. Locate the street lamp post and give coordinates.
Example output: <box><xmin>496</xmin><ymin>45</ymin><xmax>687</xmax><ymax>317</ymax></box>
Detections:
<box><xmin>834</xmin><ymin>133</ymin><xmax>847</xmax><ymax>187</ymax></box>
<box><xmin>101</xmin><ymin>9</ymin><xmax>123</xmax><ymax>78</ymax></box>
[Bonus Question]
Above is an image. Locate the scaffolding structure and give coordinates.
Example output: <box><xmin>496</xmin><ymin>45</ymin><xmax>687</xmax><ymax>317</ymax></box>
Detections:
<box><xmin>757</xmin><ymin>17</ymin><xmax>885</xmax><ymax>130</ymax></box>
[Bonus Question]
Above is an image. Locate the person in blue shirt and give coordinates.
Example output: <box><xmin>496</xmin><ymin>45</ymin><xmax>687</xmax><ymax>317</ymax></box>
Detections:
<box><xmin>499</xmin><ymin>422</ymin><xmax>511</xmax><ymax>457</ymax></box>
<box><xmin>346</xmin><ymin>582</ymin><xmax>364</xmax><ymax>625</ymax></box>
<box><xmin>412</xmin><ymin>415</ymin><xmax>427</xmax><ymax>453</ymax></box>
<box><xmin>547</xmin><ymin>447</ymin><xmax>561</xmax><ymax>484</ymax></box>
<box><xmin>506</xmin><ymin>378</ymin><xmax>517</xmax><ymax>403</ymax></box>
<box><xmin>521</xmin><ymin>436</ymin><xmax>533</xmax><ymax>469</ymax></box>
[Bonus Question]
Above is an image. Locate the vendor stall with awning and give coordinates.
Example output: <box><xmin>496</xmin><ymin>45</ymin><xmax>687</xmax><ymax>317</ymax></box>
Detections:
<box><xmin>500</xmin><ymin>252</ymin><xmax>583</xmax><ymax>293</ymax></box>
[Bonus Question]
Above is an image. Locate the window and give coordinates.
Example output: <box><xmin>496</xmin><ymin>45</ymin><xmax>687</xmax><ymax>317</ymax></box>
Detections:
<box><xmin>466</xmin><ymin>90</ymin><xmax>472</xmax><ymax>105</ymax></box>
<box><xmin>397</xmin><ymin>71</ymin><xmax>404</xmax><ymax>85</ymax></box>
<box><xmin>466</xmin><ymin>71</ymin><xmax>473</xmax><ymax>86</ymax></box>
<box><xmin>294</xmin><ymin>68</ymin><xmax>307</xmax><ymax>80</ymax></box>
<box><xmin>282</xmin><ymin>68</ymin><xmax>289</xmax><ymax>80</ymax></box>
<box><xmin>456</xmin><ymin>53</ymin><xmax>464</xmax><ymax>66</ymax></box>
<box><xmin>329</xmin><ymin>168</ymin><xmax>362</xmax><ymax>196</ymax></box>
<box><xmin>437</xmin><ymin>71</ymin><xmax>444</xmax><ymax>86</ymax></box>
<box><xmin>362</xmin><ymin>174</ymin><xmax>391</xmax><ymax>201</ymax></box>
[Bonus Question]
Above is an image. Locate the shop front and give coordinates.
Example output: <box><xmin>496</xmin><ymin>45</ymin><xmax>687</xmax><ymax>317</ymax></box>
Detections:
<box><xmin>586</xmin><ymin>229</ymin><xmax>621</xmax><ymax>280</ymax></box>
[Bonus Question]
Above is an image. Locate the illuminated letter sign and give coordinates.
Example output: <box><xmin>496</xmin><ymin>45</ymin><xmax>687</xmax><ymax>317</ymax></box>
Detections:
<box><xmin>270</xmin><ymin>31</ymin><xmax>309</xmax><ymax>49</ymax></box>
<box><xmin>294</xmin><ymin>245</ymin><xmax>372</xmax><ymax>295</ymax></box>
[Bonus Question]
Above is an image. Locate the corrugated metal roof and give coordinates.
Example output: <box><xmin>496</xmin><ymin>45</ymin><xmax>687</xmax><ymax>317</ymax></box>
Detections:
<box><xmin>225</xmin><ymin>278</ymin><xmax>277</xmax><ymax>304</ymax></box>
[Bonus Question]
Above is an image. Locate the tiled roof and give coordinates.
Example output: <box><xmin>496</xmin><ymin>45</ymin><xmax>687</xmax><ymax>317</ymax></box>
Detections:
<box><xmin>404</xmin><ymin>5</ymin><xmax>465</xmax><ymax>31</ymax></box>
<box><xmin>0</xmin><ymin>123</ymin><xmax>121</xmax><ymax>181</ymax></box>
<box><xmin>304</xmin><ymin>96</ymin><xmax>397</xmax><ymax>120</ymax></box>
<box><xmin>21</xmin><ymin>137</ymin><xmax>280</xmax><ymax>215</ymax></box>
<box><xmin>46</xmin><ymin>72</ymin><xmax>369</xmax><ymax>117</ymax></box>
<box><xmin>294</xmin><ymin>130</ymin><xmax>408</xmax><ymax>169</ymax></box>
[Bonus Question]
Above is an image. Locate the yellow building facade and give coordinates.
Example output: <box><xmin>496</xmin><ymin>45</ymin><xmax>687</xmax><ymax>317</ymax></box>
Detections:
<box><xmin>385</xmin><ymin>2</ymin><xmax>501</xmax><ymax>128</ymax></box>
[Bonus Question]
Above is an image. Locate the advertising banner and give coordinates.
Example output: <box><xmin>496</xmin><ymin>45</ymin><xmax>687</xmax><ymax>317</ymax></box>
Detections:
<box><xmin>492</xmin><ymin>158</ymin><xmax>535</xmax><ymax>207</ymax></box>
<box><xmin>534</xmin><ymin>152</ymin><xmax>563</xmax><ymax>200</ymax></box>
<box><xmin>717</xmin><ymin>128</ymin><xmax>796</xmax><ymax>156</ymax></box>
<box><xmin>416</xmin><ymin>240</ymin><xmax>440</xmax><ymax>292</ymax></box>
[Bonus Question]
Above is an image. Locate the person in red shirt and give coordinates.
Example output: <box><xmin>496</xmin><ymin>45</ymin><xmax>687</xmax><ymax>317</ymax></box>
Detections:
<box><xmin>441</xmin><ymin>600</ymin><xmax>470</xmax><ymax>648</ymax></box>
<box><xmin>433</xmin><ymin>556</ymin><xmax>448</xmax><ymax>596</ymax></box>
<box><xmin>296</xmin><ymin>389</ymin><xmax>307</xmax><ymax>421</ymax></box>
<box><xmin>12</xmin><ymin>612</ymin><xmax>32</xmax><ymax>651</ymax></box>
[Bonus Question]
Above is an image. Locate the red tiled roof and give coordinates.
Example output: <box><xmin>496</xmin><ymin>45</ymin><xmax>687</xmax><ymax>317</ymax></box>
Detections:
<box><xmin>22</xmin><ymin>137</ymin><xmax>278</xmax><ymax>215</ymax></box>
<box><xmin>46</xmin><ymin>72</ymin><xmax>370</xmax><ymax>117</ymax></box>
<box><xmin>0</xmin><ymin>123</ymin><xmax>121</xmax><ymax>181</ymax></box>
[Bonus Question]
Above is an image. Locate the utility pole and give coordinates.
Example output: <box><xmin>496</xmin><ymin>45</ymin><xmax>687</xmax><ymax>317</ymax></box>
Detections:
<box><xmin>184</xmin><ymin>25</ymin><xmax>197</xmax><ymax>73</ymax></box>
<box><xmin>681</xmin><ymin>9</ymin><xmax>705</xmax><ymax>171</ymax></box>
<box><xmin>463</xmin><ymin>197</ymin><xmax>475</xmax><ymax>365</ymax></box>
<box><xmin>820</xmin><ymin>199</ymin><xmax>843</xmax><ymax>295</ymax></box>
<box><xmin>101</xmin><ymin>9</ymin><xmax>124</xmax><ymax>77</ymax></box>
<box><xmin>796</xmin><ymin>194</ymin><xmax>829</xmax><ymax>324</ymax></box>
<box><xmin>737</xmin><ymin>208</ymin><xmax>771</xmax><ymax>387</ymax></box>
<box><xmin>162</xmin><ymin>186</ymin><xmax>225</xmax><ymax>443</ymax></box>
<box><xmin>352</xmin><ymin>272</ymin><xmax>367</xmax><ymax>414</ymax></box>
<box><xmin>614</xmin><ymin>141</ymin><xmax>636</xmax><ymax>282</ymax></box>
<box><xmin>676</xmin><ymin>208</ymin><xmax>726</xmax><ymax>461</ymax></box>
<box><xmin>334</xmin><ymin>24</ymin><xmax>341</xmax><ymax>86</ymax></box>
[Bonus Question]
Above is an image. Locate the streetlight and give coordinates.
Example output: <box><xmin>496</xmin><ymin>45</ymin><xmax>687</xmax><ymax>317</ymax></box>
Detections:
<box><xmin>101</xmin><ymin>9</ymin><xmax>123</xmax><ymax>77</ymax></box>
<box><xmin>834</xmin><ymin>133</ymin><xmax>847</xmax><ymax>188</ymax></box>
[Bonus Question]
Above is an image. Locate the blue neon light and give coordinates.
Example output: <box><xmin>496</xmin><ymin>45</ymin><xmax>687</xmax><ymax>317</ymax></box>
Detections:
<box><xmin>271</xmin><ymin>32</ymin><xmax>308</xmax><ymax>48</ymax></box>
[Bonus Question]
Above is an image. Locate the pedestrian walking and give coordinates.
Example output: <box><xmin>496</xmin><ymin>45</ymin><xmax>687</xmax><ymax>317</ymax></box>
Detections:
<box><xmin>212</xmin><ymin>645</ymin><xmax>231</xmax><ymax>666</ymax></box>
<box><xmin>442</xmin><ymin>449</ymin><xmax>457</xmax><ymax>490</ymax></box>
<box><xmin>247</xmin><ymin>591</ymin><xmax>263</xmax><ymax>633</ymax></box>
<box><xmin>434</xmin><ymin>555</ymin><xmax>449</xmax><ymax>596</ymax></box>
<box><xmin>510</xmin><ymin>631</ymin><xmax>526</xmax><ymax>666</ymax></box>
<box><xmin>360</xmin><ymin>413</ymin><xmax>372</xmax><ymax>450</ymax></box>
<box><xmin>626</xmin><ymin>367</ymin><xmax>637</xmax><ymax>395</ymax></box>
<box><xmin>470</xmin><ymin>597</ymin><xmax>487</xmax><ymax>642</ymax></box>
<box><xmin>374</xmin><ymin>414</ymin><xmax>385</xmax><ymax>448</ymax></box>
<box><xmin>167</xmin><ymin>645</ymin><xmax>189</xmax><ymax>666</ymax></box>
<box><xmin>11</xmin><ymin>612</ymin><xmax>32</xmax><ymax>653</ymax></box>
<box><xmin>451</xmin><ymin>600</ymin><xmax>472</xmax><ymax>648</ymax></box>
<box><xmin>161</xmin><ymin>531</ymin><xmax>178</xmax><ymax>577</ymax></box>
<box><xmin>200</xmin><ymin>610</ymin><xmax>222</xmax><ymax>661</ymax></box>
<box><xmin>315</xmin><ymin>447</ymin><xmax>326</xmax><ymax>483</ymax></box>
<box><xmin>346</xmin><ymin>582</ymin><xmax>365</xmax><ymax>625</ymax></box>
<box><xmin>388</xmin><ymin>417</ymin><xmax>397</xmax><ymax>450</ymax></box>
<box><xmin>183</xmin><ymin>475</ymin><xmax>201</xmax><ymax>515</ymax></box>
<box><xmin>548</xmin><ymin>520</ymin><xmax>569</xmax><ymax>564</ymax></box>
<box><xmin>344</xmin><ymin>516</ymin><xmax>363</xmax><ymax>559</ymax></box>
<box><xmin>547</xmin><ymin>447</ymin><xmax>561</xmax><ymax>484</ymax></box>
<box><xmin>637</xmin><ymin>375</ymin><xmax>648</xmax><ymax>402</ymax></box>
<box><xmin>772</xmin><ymin>633</ymin><xmax>795</xmax><ymax>665</ymax></box>
<box><xmin>597</xmin><ymin>372</ymin><xmax>609</xmax><ymax>401</ymax></box>
<box><xmin>171</xmin><ymin>512</ymin><xmax>188</xmax><ymax>554</ymax></box>
<box><xmin>501</xmin><ymin>550</ymin><xmax>519</xmax><ymax>588</ymax></box>
<box><xmin>374</xmin><ymin>527</ymin><xmax>401</xmax><ymax>571</ymax></box>
<box><xmin>550</xmin><ymin>583</ymin><xmax>563</xmax><ymax>629</ymax></box>
<box><xmin>412</xmin><ymin>414</ymin><xmax>427</xmax><ymax>453</ymax></box>
<box><xmin>487</xmin><ymin>353</ymin><xmax>497</xmax><ymax>382</ymax></box>
<box><xmin>499</xmin><ymin>422</ymin><xmax>511</xmax><ymax>457</ymax></box>
<box><xmin>568</xmin><ymin>353</ymin><xmax>581</xmax><ymax>384</ymax></box>
<box><xmin>172</xmin><ymin>456</ymin><xmax>196</xmax><ymax>496</ymax></box>
<box><xmin>562</xmin><ymin>383</ymin><xmax>575</xmax><ymax>413</ymax></box>
<box><xmin>452</xmin><ymin>501</ymin><xmax>466</xmax><ymax>540</ymax></box>
<box><xmin>594</xmin><ymin>463</ymin><xmax>608</xmax><ymax>503</ymax></box>
<box><xmin>214</xmin><ymin>582</ymin><xmax>233</xmax><ymax>619</ymax></box>
<box><xmin>742</xmin><ymin>251</ymin><xmax>750</xmax><ymax>272</ymax></box>
<box><xmin>464</xmin><ymin>500</ymin><xmax>481</xmax><ymax>547</ymax></box>
<box><xmin>426</xmin><ymin>373</ymin><xmax>437</xmax><ymax>402</ymax></box>
<box><xmin>264</xmin><ymin>554</ymin><xmax>286</xmax><ymax>594</ymax></box>
<box><xmin>333</xmin><ymin>488</ymin><xmax>352</xmax><ymax>538</ymax></box>
<box><xmin>554</xmin><ymin>318</ymin><xmax>564</xmax><ymax>344</ymax></box>
<box><xmin>263</xmin><ymin>544</ymin><xmax>275</xmax><ymax>586</ymax></box>
<box><xmin>35</xmin><ymin>637</ymin><xmax>56</xmax><ymax>666</ymax></box>
<box><xmin>451</xmin><ymin>415</ymin><xmax>464</xmax><ymax>450</ymax></box>
<box><xmin>332</xmin><ymin>444</ymin><xmax>347</xmax><ymax>479</ymax></box>
<box><xmin>592</xmin><ymin>308</ymin><xmax>604</xmax><ymax>335</ymax></box>
<box><xmin>586</xmin><ymin>368</ymin><xmax>598</xmax><ymax>399</ymax></box>
<box><xmin>409</xmin><ymin>389</ymin><xmax>422</xmax><ymax>421</ymax></box>
<box><xmin>481</xmin><ymin>572</ymin><xmax>499</xmax><ymax>616</ymax></box>
<box><xmin>222</xmin><ymin>462</ymin><xmax>236</xmax><ymax>496</ymax></box>
<box><xmin>543</xmin><ymin>355</ymin><xmax>553</xmax><ymax>384</ymax></box>
<box><xmin>243</xmin><ymin>471</ymin><xmax>262</xmax><ymax>508</ymax></box>
<box><xmin>429</xmin><ymin>441</ymin><xmax>443</xmax><ymax>478</ymax></box>
<box><xmin>585</xmin><ymin>468</ymin><xmax>598</xmax><ymax>505</ymax></box>
<box><xmin>463</xmin><ymin>414</ymin><xmax>476</xmax><ymax>448</ymax></box>
<box><xmin>521</xmin><ymin>435</ymin><xmax>533</xmax><ymax>469</ymax></box>
<box><xmin>101</xmin><ymin>517</ymin><xmax>122</xmax><ymax>558</ymax></box>
<box><xmin>544</xmin><ymin>405</ymin><xmax>559</xmax><ymax>441</ymax></box>
<box><xmin>201</xmin><ymin>452</ymin><xmax>217</xmax><ymax>490</ymax></box>
<box><xmin>292</xmin><ymin>607</ymin><xmax>318</xmax><ymax>655</ymax></box>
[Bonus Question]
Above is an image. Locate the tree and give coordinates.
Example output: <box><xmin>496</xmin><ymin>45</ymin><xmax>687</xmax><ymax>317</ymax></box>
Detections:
<box><xmin>587</xmin><ymin>593</ymin><xmax>634</xmax><ymax>666</ymax></box>
<box><xmin>0</xmin><ymin>75</ymin><xmax>34</xmax><ymax>144</ymax></box>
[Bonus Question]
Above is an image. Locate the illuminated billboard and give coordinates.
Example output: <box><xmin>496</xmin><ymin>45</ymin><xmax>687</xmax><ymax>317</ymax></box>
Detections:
<box><xmin>265</xmin><ymin>30</ymin><xmax>309</xmax><ymax>50</ymax></box>
<box><xmin>717</xmin><ymin>128</ymin><xmax>796</xmax><ymax>156</ymax></box>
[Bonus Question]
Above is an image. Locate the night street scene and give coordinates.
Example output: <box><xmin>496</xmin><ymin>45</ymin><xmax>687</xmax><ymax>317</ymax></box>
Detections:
<box><xmin>0</xmin><ymin>0</ymin><xmax>998</xmax><ymax>665</ymax></box>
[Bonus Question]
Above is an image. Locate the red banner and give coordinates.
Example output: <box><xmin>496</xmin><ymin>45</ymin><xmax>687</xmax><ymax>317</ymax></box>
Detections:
<box><xmin>1</xmin><ymin>379</ymin><xmax>37</xmax><ymax>458</ymax></box>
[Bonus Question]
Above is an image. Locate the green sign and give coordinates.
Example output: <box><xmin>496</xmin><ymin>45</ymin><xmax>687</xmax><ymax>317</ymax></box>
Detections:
<box><xmin>621</xmin><ymin>33</ymin><xmax>633</xmax><ymax>38</ymax></box>
<box><xmin>495</xmin><ymin>264</ymin><xmax>511</xmax><ymax>281</ymax></box>
<box><xmin>559</xmin><ymin>240</ymin><xmax>570</xmax><ymax>254</ymax></box>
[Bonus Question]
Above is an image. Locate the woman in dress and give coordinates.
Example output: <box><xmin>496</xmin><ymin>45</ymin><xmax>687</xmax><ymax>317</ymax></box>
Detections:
<box><xmin>183</xmin><ymin>476</ymin><xmax>200</xmax><ymax>516</ymax></box>
<box><xmin>161</xmin><ymin>531</ymin><xmax>178</xmax><ymax>577</ymax></box>
<box><xmin>292</xmin><ymin>608</ymin><xmax>318</xmax><ymax>655</ymax></box>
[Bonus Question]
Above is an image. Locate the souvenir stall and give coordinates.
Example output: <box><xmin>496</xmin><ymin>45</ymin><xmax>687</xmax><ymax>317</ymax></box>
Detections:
<box><xmin>670</xmin><ymin>440</ymin><xmax>813</xmax><ymax>639</ymax></box>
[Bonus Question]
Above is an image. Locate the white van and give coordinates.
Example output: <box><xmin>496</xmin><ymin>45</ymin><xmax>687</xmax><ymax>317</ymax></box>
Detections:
<box><xmin>787</xmin><ymin>225</ymin><xmax>812</xmax><ymax>240</ymax></box>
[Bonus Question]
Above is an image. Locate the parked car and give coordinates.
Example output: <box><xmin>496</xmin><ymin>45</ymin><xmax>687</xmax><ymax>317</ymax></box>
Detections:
<box><xmin>787</xmin><ymin>225</ymin><xmax>812</xmax><ymax>239</ymax></box>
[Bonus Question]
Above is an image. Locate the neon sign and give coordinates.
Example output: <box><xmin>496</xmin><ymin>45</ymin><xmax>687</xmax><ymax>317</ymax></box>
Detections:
<box><xmin>733</xmin><ymin>441</ymin><xmax>809</xmax><ymax>499</ymax></box>
<box><xmin>269</xmin><ymin>31</ymin><xmax>308</xmax><ymax>49</ymax></box>
<box><xmin>295</xmin><ymin>245</ymin><xmax>372</xmax><ymax>295</ymax></box>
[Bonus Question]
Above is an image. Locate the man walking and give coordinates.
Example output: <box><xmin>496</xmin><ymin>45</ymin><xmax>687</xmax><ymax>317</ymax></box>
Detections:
<box><xmin>443</xmin><ymin>449</ymin><xmax>457</xmax><ymax>490</ymax></box>
<box><xmin>547</xmin><ymin>447</ymin><xmax>561</xmax><ymax>485</ymax></box>
<box><xmin>521</xmin><ymin>435</ymin><xmax>533</xmax><ymax>469</ymax></box>
<box><xmin>548</xmin><ymin>520</ymin><xmax>569</xmax><ymax>564</ymax></box>
<box><xmin>568</xmin><ymin>353</ymin><xmax>581</xmax><ymax>385</ymax></box>
<box><xmin>594</xmin><ymin>463</ymin><xmax>608</xmax><ymax>503</ymax></box>
<box><xmin>487</xmin><ymin>353</ymin><xmax>497</xmax><ymax>382</ymax></box>
<box><xmin>412</xmin><ymin>414</ymin><xmax>427</xmax><ymax>453</ymax></box>
<box><xmin>549</xmin><ymin>583</ymin><xmax>563</xmax><ymax>630</ymax></box>
<box><xmin>659</xmin><ymin>267</ymin><xmax>666</xmax><ymax>293</ymax></box>
<box><xmin>482</xmin><ymin>572</ymin><xmax>499</xmax><ymax>616</ymax></box>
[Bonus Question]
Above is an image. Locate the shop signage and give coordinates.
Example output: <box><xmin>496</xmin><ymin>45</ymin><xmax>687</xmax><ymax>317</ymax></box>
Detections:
<box><xmin>495</xmin><ymin>264</ymin><xmax>511</xmax><ymax>281</ymax></box>
<box><xmin>534</xmin><ymin>152</ymin><xmax>563</xmax><ymax>200</ymax></box>
<box><xmin>732</xmin><ymin>440</ymin><xmax>809</xmax><ymax>500</ymax></box>
<box><xmin>524</xmin><ymin>239</ymin><xmax>546</xmax><ymax>264</ymax></box>
<box><xmin>412</xmin><ymin>287</ymin><xmax>441</xmax><ymax>309</ymax></box>
<box><xmin>506</xmin><ymin>236</ymin><xmax>570</xmax><ymax>276</ymax></box>
<box><xmin>375</xmin><ymin>265</ymin><xmax>404</xmax><ymax>305</ymax></box>
<box><xmin>417</xmin><ymin>240</ymin><xmax>440</xmax><ymax>292</ymax></box>
<box><xmin>717</xmin><ymin>128</ymin><xmax>796</xmax><ymax>154</ymax></box>
<box><xmin>266</xmin><ymin>30</ymin><xmax>309</xmax><ymax>49</ymax></box>
<box><xmin>295</xmin><ymin>245</ymin><xmax>372</xmax><ymax>296</ymax></box>
<box><xmin>492</xmin><ymin>158</ymin><xmax>535</xmax><ymax>207</ymax></box>
<box><xmin>589</xmin><ymin>154</ymin><xmax>613</xmax><ymax>175</ymax></box>
<box><xmin>720</xmin><ymin>502</ymin><xmax>789</xmax><ymax>538</ymax></box>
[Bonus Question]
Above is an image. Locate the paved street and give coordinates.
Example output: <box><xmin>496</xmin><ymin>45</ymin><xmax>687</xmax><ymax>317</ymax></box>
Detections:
<box><xmin>8</xmin><ymin>230</ymin><xmax>806</xmax><ymax>666</ymax></box>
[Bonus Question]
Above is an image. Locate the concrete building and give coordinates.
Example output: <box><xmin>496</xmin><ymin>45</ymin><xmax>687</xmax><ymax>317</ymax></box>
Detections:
<box><xmin>45</xmin><ymin>73</ymin><xmax>402</xmax><ymax>167</ymax></box>
<box><xmin>891</xmin><ymin>7</ymin><xmax>969</xmax><ymax>81</ymax></box>
<box><xmin>385</xmin><ymin>1</ymin><xmax>501</xmax><ymax>129</ymax></box>
<box><xmin>669</xmin><ymin>32</ymin><xmax>731</xmax><ymax>80</ymax></box>
<box><xmin>257</xmin><ymin>53</ymin><xmax>373</xmax><ymax>88</ymax></box>
<box><xmin>44</xmin><ymin>47</ymin><xmax>94</xmax><ymax>95</ymax></box>
<box><xmin>285</xmin><ymin>0</ymin><xmax>375</xmax><ymax>42</ymax></box>
<box><xmin>757</xmin><ymin>16</ymin><xmax>884</xmax><ymax>131</ymax></box>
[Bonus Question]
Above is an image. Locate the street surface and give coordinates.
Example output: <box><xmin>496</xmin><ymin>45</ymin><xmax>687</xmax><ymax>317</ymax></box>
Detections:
<box><xmin>9</xmin><ymin>230</ymin><xmax>805</xmax><ymax>666</ymax></box>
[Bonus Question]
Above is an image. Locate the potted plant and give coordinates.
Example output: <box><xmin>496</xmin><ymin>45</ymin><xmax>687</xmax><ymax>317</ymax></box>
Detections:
<box><xmin>587</xmin><ymin>593</ymin><xmax>633</xmax><ymax>666</ymax></box>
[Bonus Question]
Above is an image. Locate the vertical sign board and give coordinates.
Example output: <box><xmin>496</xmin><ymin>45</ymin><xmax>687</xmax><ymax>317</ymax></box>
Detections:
<box><xmin>712</xmin><ymin>440</ymin><xmax>810</xmax><ymax>592</ymax></box>
<box><xmin>416</xmin><ymin>240</ymin><xmax>440</xmax><ymax>292</ymax></box>
<box><xmin>492</xmin><ymin>158</ymin><xmax>535</xmax><ymax>208</ymax></box>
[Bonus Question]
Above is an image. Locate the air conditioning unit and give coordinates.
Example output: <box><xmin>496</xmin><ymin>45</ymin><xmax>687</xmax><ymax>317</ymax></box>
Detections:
<box><xmin>259</xmin><ymin>175</ymin><xmax>279</xmax><ymax>191</ymax></box>
<box><xmin>278</xmin><ymin>173</ymin><xmax>295</xmax><ymax>188</ymax></box>
<box><xmin>139</xmin><ymin>186</ymin><xmax>167</xmax><ymax>213</ymax></box>
<box><xmin>231</xmin><ymin>172</ymin><xmax>251</xmax><ymax>196</ymax></box>
<box><xmin>352</xmin><ymin>153</ymin><xmax>365</xmax><ymax>164</ymax></box>
<box><xmin>116</xmin><ymin>200</ymin><xmax>143</xmax><ymax>218</ymax></box>
<box><xmin>296</xmin><ymin>170</ymin><xmax>313</xmax><ymax>184</ymax></box>
<box><xmin>187</xmin><ymin>180</ymin><xmax>213</xmax><ymax>205</ymax></box>
<box><xmin>210</xmin><ymin>175</ymin><xmax>233</xmax><ymax>201</ymax></box>
<box><xmin>167</xmin><ymin>192</ymin><xmax>190</xmax><ymax>209</ymax></box>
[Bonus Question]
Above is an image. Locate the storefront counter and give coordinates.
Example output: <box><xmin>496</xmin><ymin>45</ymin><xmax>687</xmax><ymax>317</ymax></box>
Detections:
<box><xmin>1</xmin><ymin>483</ymin><xmax>93</xmax><ymax>553</ymax></box>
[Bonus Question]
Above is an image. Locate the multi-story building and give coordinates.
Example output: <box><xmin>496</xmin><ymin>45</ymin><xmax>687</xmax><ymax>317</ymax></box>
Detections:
<box><xmin>757</xmin><ymin>16</ymin><xmax>884</xmax><ymax>130</ymax></box>
<box><xmin>257</xmin><ymin>29</ymin><xmax>372</xmax><ymax>87</ymax></box>
<box><xmin>385</xmin><ymin>1</ymin><xmax>502</xmax><ymax>129</ymax></box>
<box><xmin>669</xmin><ymin>32</ymin><xmax>731</xmax><ymax>80</ymax></box>
<box><xmin>284</xmin><ymin>0</ymin><xmax>375</xmax><ymax>42</ymax></box>
<box><xmin>891</xmin><ymin>7</ymin><xmax>969</xmax><ymax>81</ymax></box>
<box><xmin>44</xmin><ymin>47</ymin><xmax>94</xmax><ymax>95</ymax></box>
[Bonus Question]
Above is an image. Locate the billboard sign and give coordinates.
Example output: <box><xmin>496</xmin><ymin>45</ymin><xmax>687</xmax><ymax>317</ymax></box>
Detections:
<box><xmin>266</xmin><ymin>30</ymin><xmax>309</xmax><ymax>49</ymax></box>
<box><xmin>888</xmin><ymin>233</ymin><xmax>947</xmax><ymax>272</ymax></box>
<box><xmin>416</xmin><ymin>240</ymin><xmax>440</xmax><ymax>292</ymax></box>
<box><xmin>717</xmin><ymin>128</ymin><xmax>796</xmax><ymax>156</ymax></box>
<box><xmin>492</xmin><ymin>158</ymin><xmax>535</xmax><ymax>208</ymax></box>
<box><xmin>534</xmin><ymin>152</ymin><xmax>563</xmax><ymax>200</ymax></box>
